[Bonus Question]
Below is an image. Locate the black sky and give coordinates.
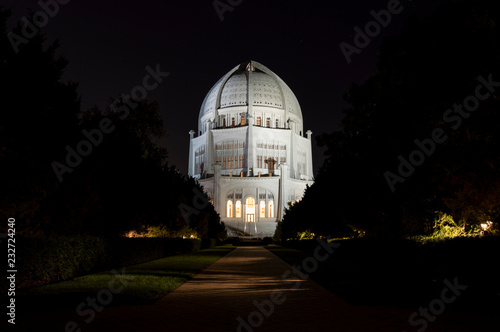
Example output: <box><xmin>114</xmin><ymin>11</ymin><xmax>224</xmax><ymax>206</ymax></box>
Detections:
<box><xmin>3</xmin><ymin>0</ymin><xmax>445</xmax><ymax>174</ymax></box>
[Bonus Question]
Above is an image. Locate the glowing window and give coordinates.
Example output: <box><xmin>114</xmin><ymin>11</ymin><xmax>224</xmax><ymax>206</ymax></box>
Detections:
<box><xmin>268</xmin><ymin>200</ymin><xmax>274</xmax><ymax>218</ymax></box>
<box><xmin>246</xmin><ymin>197</ymin><xmax>255</xmax><ymax>222</ymax></box>
<box><xmin>240</xmin><ymin>116</ymin><xmax>245</xmax><ymax>126</ymax></box>
<box><xmin>257</xmin><ymin>117</ymin><xmax>262</xmax><ymax>126</ymax></box>
<box><xmin>236</xmin><ymin>201</ymin><xmax>241</xmax><ymax>218</ymax></box>
<box><xmin>260</xmin><ymin>201</ymin><xmax>266</xmax><ymax>218</ymax></box>
<box><xmin>227</xmin><ymin>200</ymin><xmax>233</xmax><ymax>218</ymax></box>
<box><xmin>246</xmin><ymin>197</ymin><xmax>255</xmax><ymax>214</ymax></box>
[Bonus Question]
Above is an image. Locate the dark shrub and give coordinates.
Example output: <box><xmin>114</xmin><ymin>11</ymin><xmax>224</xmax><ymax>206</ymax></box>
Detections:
<box><xmin>201</xmin><ymin>238</ymin><xmax>217</xmax><ymax>249</ymax></box>
<box><xmin>12</xmin><ymin>236</ymin><xmax>202</xmax><ymax>290</ymax></box>
<box><xmin>16</xmin><ymin>236</ymin><xmax>110</xmax><ymax>289</ymax></box>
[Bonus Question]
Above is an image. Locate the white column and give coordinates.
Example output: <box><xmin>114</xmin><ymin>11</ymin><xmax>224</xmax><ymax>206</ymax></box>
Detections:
<box><xmin>213</xmin><ymin>163</ymin><xmax>221</xmax><ymax>214</ymax></box>
<box><xmin>306</xmin><ymin>130</ymin><xmax>313</xmax><ymax>180</ymax></box>
<box><xmin>188</xmin><ymin>130</ymin><xmax>195</xmax><ymax>176</ymax></box>
<box><xmin>277</xmin><ymin>163</ymin><xmax>288</xmax><ymax>222</ymax></box>
<box><xmin>289</xmin><ymin>122</ymin><xmax>295</xmax><ymax>179</ymax></box>
<box><xmin>207</xmin><ymin>121</ymin><xmax>215</xmax><ymax>175</ymax></box>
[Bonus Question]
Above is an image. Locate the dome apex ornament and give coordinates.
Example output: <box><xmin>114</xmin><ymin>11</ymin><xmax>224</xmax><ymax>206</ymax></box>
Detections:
<box><xmin>246</xmin><ymin>61</ymin><xmax>255</xmax><ymax>72</ymax></box>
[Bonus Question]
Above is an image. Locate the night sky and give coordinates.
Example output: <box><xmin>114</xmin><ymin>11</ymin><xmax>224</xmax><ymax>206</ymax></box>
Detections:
<box><xmin>3</xmin><ymin>0</ymin><xmax>444</xmax><ymax>174</ymax></box>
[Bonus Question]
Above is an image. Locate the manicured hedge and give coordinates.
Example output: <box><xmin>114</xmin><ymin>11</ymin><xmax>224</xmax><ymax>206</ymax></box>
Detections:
<box><xmin>201</xmin><ymin>237</ymin><xmax>217</xmax><ymax>249</ymax></box>
<box><xmin>107</xmin><ymin>237</ymin><xmax>201</xmax><ymax>267</ymax></box>
<box><xmin>15</xmin><ymin>236</ymin><xmax>110</xmax><ymax>290</ymax></box>
<box><xmin>14</xmin><ymin>236</ymin><xmax>201</xmax><ymax>290</ymax></box>
<box><xmin>281</xmin><ymin>239</ymin><xmax>324</xmax><ymax>252</ymax></box>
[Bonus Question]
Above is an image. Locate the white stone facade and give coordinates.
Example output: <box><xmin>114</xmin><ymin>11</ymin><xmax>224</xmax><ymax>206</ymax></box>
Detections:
<box><xmin>188</xmin><ymin>61</ymin><xmax>313</xmax><ymax>237</ymax></box>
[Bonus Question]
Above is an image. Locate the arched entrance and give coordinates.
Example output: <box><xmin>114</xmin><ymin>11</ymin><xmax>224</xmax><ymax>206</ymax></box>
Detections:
<box><xmin>246</xmin><ymin>197</ymin><xmax>255</xmax><ymax>222</ymax></box>
<box><xmin>244</xmin><ymin>196</ymin><xmax>257</xmax><ymax>234</ymax></box>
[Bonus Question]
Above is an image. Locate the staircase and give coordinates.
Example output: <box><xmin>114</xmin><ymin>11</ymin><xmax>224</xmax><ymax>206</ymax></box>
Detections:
<box><xmin>232</xmin><ymin>236</ymin><xmax>269</xmax><ymax>246</ymax></box>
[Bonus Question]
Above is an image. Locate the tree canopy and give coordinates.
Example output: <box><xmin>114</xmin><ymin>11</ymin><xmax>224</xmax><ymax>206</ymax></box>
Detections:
<box><xmin>0</xmin><ymin>7</ymin><xmax>225</xmax><ymax>240</ymax></box>
<box><xmin>281</xmin><ymin>0</ymin><xmax>500</xmax><ymax>239</ymax></box>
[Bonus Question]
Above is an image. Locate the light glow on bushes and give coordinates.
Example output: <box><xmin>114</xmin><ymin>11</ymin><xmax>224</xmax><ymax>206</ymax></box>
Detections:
<box><xmin>480</xmin><ymin>221</ymin><xmax>493</xmax><ymax>232</ymax></box>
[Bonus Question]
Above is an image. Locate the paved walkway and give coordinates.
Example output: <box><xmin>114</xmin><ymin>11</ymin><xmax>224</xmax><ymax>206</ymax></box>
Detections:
<box><xmin>14</xmin><ymin>246</ymin><xmax>499</xmax><ymax>331</ymax></box>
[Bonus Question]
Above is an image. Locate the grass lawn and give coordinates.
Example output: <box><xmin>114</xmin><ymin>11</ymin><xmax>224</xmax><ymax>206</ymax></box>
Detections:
<box><xmin>267</xmin><ymin>237</ymin><xmax>500</xmax><ymax>313</ymax></box>
<box><xmin>18</xmin><ymin>246</ymin><xmax>236</xmax><ymax>310</ymax></box>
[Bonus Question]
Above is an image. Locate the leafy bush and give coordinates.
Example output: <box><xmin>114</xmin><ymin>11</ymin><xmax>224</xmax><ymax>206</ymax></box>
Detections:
<box><xmin>431</xmin><ymin>212</ymin><xmax>484</xmax><ymax>238</ymax></box>
<box><xmin>123</xmin><ymin>224</ymin><xmax>198</xmax><ymax>239</ymax></box>
<box><xmin>407</xmin><ymin>212</ymin><xmax>487</xmax><ymax>244</ymax></box>
<box><xmin>262</xmin><ymin>237</ymin><xmax>274</xmax><ymax>244</ymax></box>
<box><xmin>16</xmin><ymin>236</ymin><xmax>110</xmax><ymax>289</ymax></box>
<box><xmin>201</xmin><ymin>238</ymin><xmax>217</xmax><ymax>249</ymax></box>
<box><xmin>297</xmin><ymin>230</ymin><xmax>316</xmax><ymax>240</ymax></box>
<box><xmin>432</xmin><ymin>212</ymin><xmax>465</xmax><ymax>238</ymax></box>
<box><xmin>281</xmin><ymin>239</ymin><xmax>322</xmax><ymax>252</ymax></box>
<box><xmin>12</xmin><ymin>236</ymin><xmax>201</xmax><ymax>290</ymax></box>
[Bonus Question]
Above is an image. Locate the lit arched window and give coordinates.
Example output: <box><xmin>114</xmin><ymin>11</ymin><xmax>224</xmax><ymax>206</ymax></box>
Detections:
<box><xmin>227</xmin><ymin>200</ymin><xmax>233</xmax><ymax>218</ymax></box>
<box><xmin>235</xmin><ymin>201</ymin><xmax>242</xmax><ymax>218</ymax></box>
<box><xmin>257</xmin><ymin>117</ymin><xmax>262</xmax><ymax>126</ymax></box>
<box><xmin>246</xmin><ymin>197</ymin><xmax>255</xmax><ymax>222</ymax></box>
<box><xmin>246</xmin><ymin>197</ymin><xmax>255</xmax><ymax>206</ymax></box>
<box><xmin>240</xmin><ymin>116</ymin><xmax>245</xmax><ymax>126</ymax></box>
<box><xmin>260</xmin><ymin>201</ymin><xmax>266</xmax><ymax>218</ymax></box>
<box><xmin>268</xmin><ymin>200</ymin><xmax>274</xmax><ymax>218</ymax></box>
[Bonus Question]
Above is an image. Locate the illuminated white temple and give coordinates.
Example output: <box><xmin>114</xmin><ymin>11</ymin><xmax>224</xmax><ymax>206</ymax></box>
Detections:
<box><xmin>188</xmin><ymin>60</ymin><xmax>313</xmax><ymax>237</ymax></box>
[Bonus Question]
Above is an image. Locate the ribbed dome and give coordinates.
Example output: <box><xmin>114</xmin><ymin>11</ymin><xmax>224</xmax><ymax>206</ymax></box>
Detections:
<box><xmin>199</xmin><ymin>61</ymin><xmax>302</xmax><ymax>126</ymax></box>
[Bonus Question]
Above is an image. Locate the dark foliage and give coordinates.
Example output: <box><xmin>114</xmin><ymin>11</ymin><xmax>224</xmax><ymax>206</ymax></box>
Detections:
<box><xmin>0</xmin><ymin>7</ymin><xmax>226</xmax><ymax>240</ymax></box>
<box><xmin>0</xmin><ymin>8</ymin><xmax>80</xmax><ymax>229</ymax></box>
<box><xmin>5</xmin><ymin>236</ymin><xmax>201</xmax><ymax>290</ymax></box>
<box><xmin>276</xmin><ymin>236</ymin><xmax>500</xmax><ymax>311</ymax></box>
<box><xmin>282</xmin><ymin>0</ymin><xmax>500</xmax><ymax>238</ymax></box>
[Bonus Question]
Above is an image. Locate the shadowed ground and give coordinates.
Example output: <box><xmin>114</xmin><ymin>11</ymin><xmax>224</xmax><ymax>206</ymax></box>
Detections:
<box><xmin>10</xmin><ymin>246</ymin><xmax>500</xmax><ymax>331</ymax></box>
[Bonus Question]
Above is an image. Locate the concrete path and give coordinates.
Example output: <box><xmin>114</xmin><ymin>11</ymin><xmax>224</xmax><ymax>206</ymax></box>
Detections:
<box><xmin>13</xmin><ymin>246</ymin><xmax>499</xmax><ymax>331</ymax></box>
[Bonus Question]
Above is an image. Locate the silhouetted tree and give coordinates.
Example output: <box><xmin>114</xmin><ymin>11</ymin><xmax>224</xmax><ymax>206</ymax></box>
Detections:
<box><xmin>282</xmin><ymin>0</ymin><xmax>500</xmax><ymax>238</ymax></box>
<box><xmin>46</xmin><ymin>97</ymin><xmax>225</xmax><ymax>239</ymax></box>
<box><xmin>0</xmin><ymin>7</ymin><xmax>80</xmax><ymax>233</ymax></box>
<box><xmin>0</xmin><ymin>7</ymin><xmax>225</xmax><ymax>240</ymax></box>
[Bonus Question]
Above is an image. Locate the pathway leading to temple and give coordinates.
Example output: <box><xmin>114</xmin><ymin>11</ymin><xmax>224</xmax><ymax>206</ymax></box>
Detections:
<box><xmin>17</xmin><ymin>246</ymin><xmax>496</xmax><ymax>331</ymax></box>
